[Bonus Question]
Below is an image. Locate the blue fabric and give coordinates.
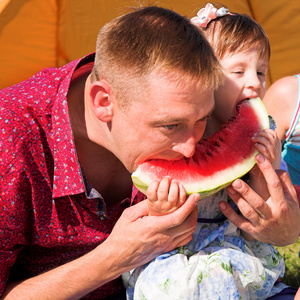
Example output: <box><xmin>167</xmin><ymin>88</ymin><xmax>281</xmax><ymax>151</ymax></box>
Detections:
<box><xmin>266</xmin><ymin>285</ymin><xmax>298</xmax><ymax>299</ymax></box>
<box><xmin>124</xmin><ymin>191</ymin><xmax>287</xmax><ymax>299</ymax></box>
<box><xmin>282</xmin><ymin>142</ymin><xmax>300</xmax><ymax>185</ymax></box>
<box><xmin>282</xmin><ymin>74</ymin><xmax>300</xmax><ymax>185</ymax></box>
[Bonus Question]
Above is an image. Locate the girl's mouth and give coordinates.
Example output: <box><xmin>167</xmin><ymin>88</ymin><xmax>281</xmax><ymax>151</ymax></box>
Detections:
<box><xmin>236</xmin><ymin>98</ymin><xmax>249</xmax><ymax>113</ymax></box>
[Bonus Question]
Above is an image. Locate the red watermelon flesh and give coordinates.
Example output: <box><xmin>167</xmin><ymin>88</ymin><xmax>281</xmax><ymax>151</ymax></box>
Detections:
<box><xmin>132</xmin><ymin>97</ymin><xmax>269</xmax><ymax>197</ymax></box>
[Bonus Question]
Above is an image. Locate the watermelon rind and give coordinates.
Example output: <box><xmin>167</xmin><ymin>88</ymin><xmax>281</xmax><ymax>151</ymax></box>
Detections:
<box><xmin>132</xmin><ymin>159</ymin><xmax>255</xmax><ymax>197</ymax></box>
<box><xmin>132</xmin><ymin>97</ymin><xmax>269</xmax><ymax>198</ymax></box>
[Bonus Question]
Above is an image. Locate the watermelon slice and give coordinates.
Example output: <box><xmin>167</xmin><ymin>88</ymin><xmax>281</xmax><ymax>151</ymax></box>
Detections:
<box><xmin>132</xmin><ymin>97</ymin><xmax>269</xmax><ymax>198</ymax></box>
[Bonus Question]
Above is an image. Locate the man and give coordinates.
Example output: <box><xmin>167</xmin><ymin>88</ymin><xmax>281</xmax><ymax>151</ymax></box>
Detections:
<box><xmin>0</xmin><ymin>6</ymin><xmax>299</xmax><ymax>299</ymax></box>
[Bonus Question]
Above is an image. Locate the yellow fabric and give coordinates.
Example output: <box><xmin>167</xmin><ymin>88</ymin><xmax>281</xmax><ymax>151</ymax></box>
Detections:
<box><xmin>0</xmin><ymin>0</ymin><xmax>57</xmax><ymax>88</ymax></box>
<box><xmin>0</xmin><ymin>0</ymin><xmax>11</xmax><ymax>14</ymax></box>
<box><xmin>0</xmin><ymin>0</ymin><xmax>300</xmax><ymax>89</ymax></box>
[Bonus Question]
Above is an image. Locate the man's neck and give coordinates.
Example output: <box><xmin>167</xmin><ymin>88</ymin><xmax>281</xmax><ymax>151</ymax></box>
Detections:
<box><xmin>67</xmin><ymin>68</ymin><xmax>132</xmax><ymax>206</ymax></box>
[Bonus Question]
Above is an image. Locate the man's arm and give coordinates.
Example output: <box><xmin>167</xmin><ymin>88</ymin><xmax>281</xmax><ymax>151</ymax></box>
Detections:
<box><xmin>1</xmin><ymin>196</ymin><xmax>199</xmax><ymax>300</ymax></box>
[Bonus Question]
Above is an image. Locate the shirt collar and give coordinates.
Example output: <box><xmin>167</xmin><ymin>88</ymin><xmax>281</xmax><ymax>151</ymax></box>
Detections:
<box><xmin>52</xmin><ymin>53</ymin><xmax>95</xmax><ymax>198</ymax></box>
<box><xmin>51</xmin><ymin>53</ymin><xmax>145</xmax><ymax>205</ymax></box>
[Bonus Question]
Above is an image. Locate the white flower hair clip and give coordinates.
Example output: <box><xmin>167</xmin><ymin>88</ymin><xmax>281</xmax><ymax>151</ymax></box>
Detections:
<box><xmin>191</xmin><ymin>3</ymin><xmax>229</xmax><ymax>28</ymax></box>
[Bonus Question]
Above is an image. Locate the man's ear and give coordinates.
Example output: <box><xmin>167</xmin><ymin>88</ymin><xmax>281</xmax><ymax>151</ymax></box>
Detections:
<box><xmin>89</xmin><ymin>80</ymin><xmax>114</xmax><ymax>122</ymax></box>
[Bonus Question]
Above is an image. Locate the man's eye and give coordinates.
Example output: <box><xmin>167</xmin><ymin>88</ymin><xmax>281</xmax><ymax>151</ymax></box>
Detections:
<box><xmin>163</xmin><ymin>124</ymin><xmax>179</xmax><ymax>130</ymax></box>
<box><xmin>199</xmin><ymin>115</ymin><xmax>210</xmax><ymax>122</ymax></box>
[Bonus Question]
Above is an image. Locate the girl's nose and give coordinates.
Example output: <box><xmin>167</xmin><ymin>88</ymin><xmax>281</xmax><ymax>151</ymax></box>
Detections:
<box><xmin>246</xmin><ymin>73</ymin><xmax>261</xmax><ymax>90</ymax></box>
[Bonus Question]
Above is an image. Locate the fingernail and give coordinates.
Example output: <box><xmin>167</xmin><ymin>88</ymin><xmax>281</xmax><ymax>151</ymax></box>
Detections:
<box><xmin>219</xmin><ymin>202</ymin><xmax>227</xmax><ymax>210</ymax></box>
<box><xmin>232</xmin><ymin>180</ymin><xmax>242</xmax><ymax>189</ymax></box>
<box><xmin>193</xmin><ymin>193</ymin><xmax>200</xmax><ymax>202</ymax></box>
<box><xmin>227</xmin><ymin>187</ymin><xmax>236</xmax><ymax>194</ymax></box>
<box><xmin>256</xmin><ymin>154</ymin><xmax>265</xmax><ymax>163</ymax></box>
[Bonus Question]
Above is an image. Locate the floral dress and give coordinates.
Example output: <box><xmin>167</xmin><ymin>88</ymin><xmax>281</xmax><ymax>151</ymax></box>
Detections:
<box><xmin>124</xmin><ymin>189</ymin><xmax>287</xmax><ymax>300</ymax></box>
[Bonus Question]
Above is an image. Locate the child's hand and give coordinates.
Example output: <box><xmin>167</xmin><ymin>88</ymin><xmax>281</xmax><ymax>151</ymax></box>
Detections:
<box><xmin>147</xmin><ymin>176</ymin><xmax>187</xmax><ymax>216</ymax></box>
<box><xmin>250</xmin><ymin>129</ymin><xmax>279</xmax><ymax>177</ymax></box>
<box><xmin>251</xmin><ymin>128</ymin><xmax>278</xmax><ymax>163</ymax></box>
<box><xmin>248</xmin><ymin>129</ymin><xmax>280</xmax><ymax>200</ymax></box>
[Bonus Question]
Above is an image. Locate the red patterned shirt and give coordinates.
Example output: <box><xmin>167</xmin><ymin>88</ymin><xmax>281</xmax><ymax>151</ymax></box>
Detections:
<box><xmin>0</xmin><ymin>53</ymin><xmax>144</xmax><ymax>299</ymax></box>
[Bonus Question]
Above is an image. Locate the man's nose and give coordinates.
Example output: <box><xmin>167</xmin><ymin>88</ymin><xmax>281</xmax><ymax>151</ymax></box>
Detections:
<box><xmin>172</xmin><ymin>136</ymin><xmax>197</xmax><ymax>158</ymax></box>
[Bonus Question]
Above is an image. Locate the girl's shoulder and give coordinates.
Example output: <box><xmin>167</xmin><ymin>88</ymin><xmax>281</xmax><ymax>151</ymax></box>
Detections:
<box><xmin>264</xmin><ymin>75</ymin><xmax>299</xmax><ymax>111</ymax></box>
<box><xmin>269</xmin><ymin>76</ymin><xmax>298</xmax><ymax>99</ymax></box>
<box><xmin>269</xmin><ymin>76</ymin><xmax>298</xmax><ymax>93</ymax></box>
<box><xmin>264</xmin><ymin>75</ymin><xmax>299</xmax><ymax>140</ymax></box>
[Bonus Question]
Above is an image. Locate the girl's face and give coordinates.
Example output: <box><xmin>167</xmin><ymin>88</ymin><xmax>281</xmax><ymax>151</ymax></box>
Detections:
<box><xmin>209</xmin><ymin>45</ymin><xmax>268</xmax><ymax>132</ymax></box>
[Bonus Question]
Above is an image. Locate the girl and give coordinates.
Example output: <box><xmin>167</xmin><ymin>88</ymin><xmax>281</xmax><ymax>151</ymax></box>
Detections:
<box><xmin>124</xmin><ymin>4</ymin><xmax>296</xmax><ymax>299</ymax></box>
<box><xmin>263</xmin><ymin>74</ymin><xmax>300</xmax><ymax>185</ymax></box>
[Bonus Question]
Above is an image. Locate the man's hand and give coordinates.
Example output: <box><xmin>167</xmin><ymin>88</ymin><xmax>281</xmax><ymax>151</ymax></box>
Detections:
<box><xmin>104</xmin><ymin>192</ymin><xmax>200</xmax><ymax>274</ymax></box>
<box><xmin>219</xmin><ymin>153</ymin><xmax>300</xmax><ymax>246</ymax></box>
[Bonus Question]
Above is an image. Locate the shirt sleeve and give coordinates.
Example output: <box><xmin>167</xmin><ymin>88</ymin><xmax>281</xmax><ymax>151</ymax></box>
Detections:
<box><xmin>0</xmin><ymin>107</ymin><xmax>33</xmax><ymax>295</ymax></box>
<box><xmin>0</xmin><ymin>170</ymin><xmax>33</xmax><ymax>295</ymax></box>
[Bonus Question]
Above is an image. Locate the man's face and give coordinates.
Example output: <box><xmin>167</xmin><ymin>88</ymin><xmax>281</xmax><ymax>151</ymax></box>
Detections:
<box><xmin>109</xmin><ymin>71</ymin><xmax>215</xmax><ymax>173</ymax></box>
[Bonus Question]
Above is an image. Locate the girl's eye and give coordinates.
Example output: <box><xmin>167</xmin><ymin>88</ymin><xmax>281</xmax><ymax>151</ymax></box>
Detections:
<box><xmin>233</xmin><ymin>71</ymin><xmax>243</xmax><ymax>75</ymax></box>
<box><xmin>257</xmin><ymin>71</ymin><xmax>266</xmax><ymax>76</ymax></box>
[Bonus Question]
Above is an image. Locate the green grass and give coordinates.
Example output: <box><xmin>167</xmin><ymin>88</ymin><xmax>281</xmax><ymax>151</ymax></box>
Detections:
<box><xmin>275</xmin><ymin>237</ymin><xmax>300</xmax><ymax>288</ymax></box>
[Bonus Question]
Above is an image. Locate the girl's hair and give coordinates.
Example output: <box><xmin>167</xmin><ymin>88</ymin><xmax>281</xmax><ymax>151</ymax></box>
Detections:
<box><xmin>92</xmin><ymin>6</ymin><xmax>224</xmax><ymax>108</ymax></box>
<box><xmin>201</xmin><ymin>11</ymin><xmax>271</xmax><ymax>61</ymax></box>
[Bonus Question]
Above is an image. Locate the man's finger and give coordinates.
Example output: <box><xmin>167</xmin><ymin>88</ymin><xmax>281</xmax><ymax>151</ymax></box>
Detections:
<box><xmin>255</xmin><ymin>154</ymin><xmax>285</xmax><ymax>204</ymax></box>
<box><xmin>228</xmin><ymin>178</ymin><xmax>270</xmax><ymax>221</ymax></box>
<box><xmin>124</xmin><ymin>200</ymin><xmax>150</xmax><ymax>221</ymax></box>
<box><xmin>151</xmin><ymin>193</ymin><xmax>199</xmax><ymax>230</ymax></box>
<box><xmin>277</xmin><ymin>170</ymin><xmax>298</xmax><ymax>205</ymax></box>
<box><xmin>219</xmin><ymin>200</ymin><xmax>253</xmax><ymax>232</ymax></box>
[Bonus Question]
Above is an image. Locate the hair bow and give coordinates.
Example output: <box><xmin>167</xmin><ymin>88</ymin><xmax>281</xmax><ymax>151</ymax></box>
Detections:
<box><xmin>191</xmin><ymin>3</ymin><xmax>229</xmax><ymax>28</ymax></box>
